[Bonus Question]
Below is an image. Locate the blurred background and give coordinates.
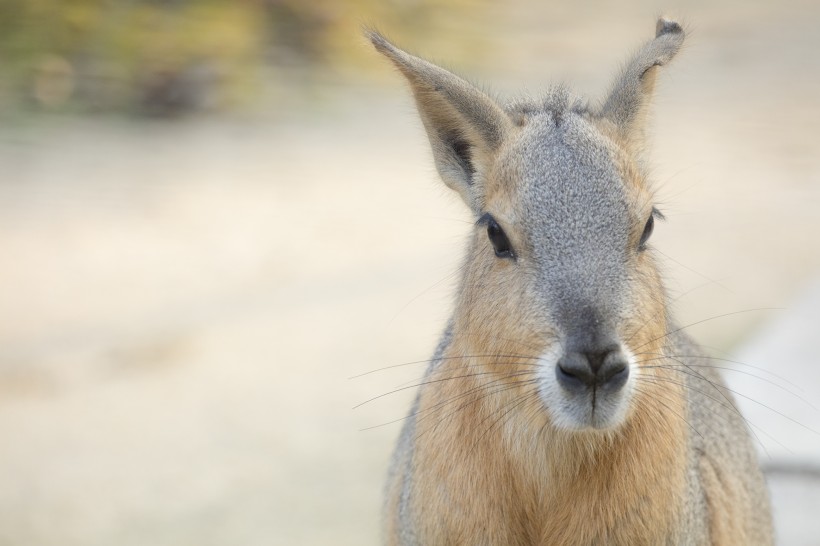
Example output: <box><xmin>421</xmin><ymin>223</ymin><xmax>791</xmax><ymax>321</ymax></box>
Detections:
<box><xmin>0</xmin><ymin>0</ymin><xmax>818</xmax><ymax>544</ymax></box>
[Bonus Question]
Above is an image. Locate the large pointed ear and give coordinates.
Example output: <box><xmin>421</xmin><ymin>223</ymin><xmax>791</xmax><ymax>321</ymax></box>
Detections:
<box><xmin>599</xmin><ymin>18</ymin><xmax>685</xmax><ymax>152</ymax></box>
<box><xmin>367</xmin><ymin>30</ymin><xmax>513</xmax><ymax>213</ymax></box>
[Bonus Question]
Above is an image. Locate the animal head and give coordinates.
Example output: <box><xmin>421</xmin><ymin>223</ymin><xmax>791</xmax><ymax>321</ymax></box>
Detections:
<box><xmin>370</xmin><ymin>20</ymin><xmax>685</xmax><ymax>432</ymax></box>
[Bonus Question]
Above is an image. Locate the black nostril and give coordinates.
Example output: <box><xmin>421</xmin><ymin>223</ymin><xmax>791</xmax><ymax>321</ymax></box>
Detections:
<box><xmin>556</xmin><ymin>353</ymin><xmax>596</xmax><ymax>392</ymax></box>
<box><xmin>555</xmin><ymin>347</ymin><xmax>629</xmax><ymax>392</ymax></box>
<box><xmin>598</xmin><ymin>355</ymin><xmax>629</xmax><ymax>391</ymax></box>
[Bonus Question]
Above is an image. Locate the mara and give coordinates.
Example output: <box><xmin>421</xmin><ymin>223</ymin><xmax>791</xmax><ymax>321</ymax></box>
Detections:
<box><xmin>369</xmin><ymin>18</ymin><xmax>773</xmax><ymax>546</ymax></box>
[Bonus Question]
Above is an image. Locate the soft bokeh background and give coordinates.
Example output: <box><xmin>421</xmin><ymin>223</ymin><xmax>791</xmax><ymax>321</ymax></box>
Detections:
<box><xmin>1</xmin><ymin>1</ymin><xmax>819</xmax><ymax>544</ymax></box>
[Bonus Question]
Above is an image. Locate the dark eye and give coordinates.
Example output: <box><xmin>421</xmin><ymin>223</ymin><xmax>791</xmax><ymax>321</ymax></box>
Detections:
<box><xmin>638</xmin><ymin>214</ymin><xmax>654</xmax><ymax>250</ymax></box>
<box><xmin>486</xmin><ymin>217</ymin><xmax>514</xmax><ymax>259</ymax></box>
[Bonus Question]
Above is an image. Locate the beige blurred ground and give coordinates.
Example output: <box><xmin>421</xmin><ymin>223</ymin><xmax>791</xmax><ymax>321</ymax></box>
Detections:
<box><xmin>1</xmin><ymin>1</ymin><xmax>819</xmax><ymax>545</ymax></box>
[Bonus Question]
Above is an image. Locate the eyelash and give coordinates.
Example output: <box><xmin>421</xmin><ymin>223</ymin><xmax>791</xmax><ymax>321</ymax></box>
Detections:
<box><xmin>479</xmin><ymin>213</ymin><xmax>515</xmax><ymax>259</ymax></box>
<box><xmin>639</xmin><ymin>208</ymin><xmax>663</xmax><ymax>251</ymax></box>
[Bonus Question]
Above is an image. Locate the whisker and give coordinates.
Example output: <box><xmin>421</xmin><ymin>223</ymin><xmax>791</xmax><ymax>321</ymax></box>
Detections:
<box><xmin>624</xmin><ymin>279</ymin><xmax>720</xmax><ymax>347</ymax></box>
<box><xmin>632</xmin><ymin>383</ymin><xmax>704</xmax><ymax>440</ymax></box>
<box><xmin>353</xmin><ymin>369</ymin><xmax>535</xmax><ymax>409</ymax></box>
<box><xmin>387</xmin><ymin>262</ymin><xmax>468</xmax><ymax>325</ymax></box>
<box><xmin>390</xmin><ymin>356</ymin><xmax>545</xmax><ymax>388</ymax></box>
<box><xmin>657</xmin><ymin>356</ymin><xmax>772</xmax><ymax>459</ymax></box>
<box><xmin>633</xmin><ymin>308</ymin><xmax>783</xmax><ymax>353</ymax></box>
<box><xmin>636</xmin><ymin>375</ymin><xmax>777</xmax><ymax>455</ymax></box>
<box><xmin>363</xmin><ymin>376</ymin><xmax>520</xmax><ymax>435</ymax></box>
<box><xmin>636</xmin><ymin>355</ymin><xmax>819</xmax><ymax>412</ymax></box>
<box><xmin>636</xmin><ymin>352</ymin><xmax>810</xmax><ymax>397</ymax></box>
<box><xmin>350</xmin><ymin>352</ymin><xmax>543</xmax><ymax>379</ymax></box>
<box><xmin>654</xmin><ymin>248</ymin><xmax>732</xmax><ymax>293</ymax></box>
<box><xmin>415</xmin><ymin>377</ymin><xmax>538</xmax><ymax>444</ymax></box>
<box><xmin>645</xmin><ymin>359</ymin><xmax>820</xmax><ymax>437</ymax></box>
<box><xmin>635</xmin><ymin>372</ymin><xmax>789</xmax><ymax>458</ymax></box>
<box><xmin>414</xmin><ymin>373</ymin><xmax>535</xmax><ymax>427</ymax></box>
<box><xmin>469</xmin><ymin>386</ymin><xmax>538</xmax><ymax>455</ymax></box>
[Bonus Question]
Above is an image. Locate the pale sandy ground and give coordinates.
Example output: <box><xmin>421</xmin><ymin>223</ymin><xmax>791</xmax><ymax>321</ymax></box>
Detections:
<box><xmin>1</xmin><ymin>1</ymin><xmax>819</xmax><ymax>544</ymax></box>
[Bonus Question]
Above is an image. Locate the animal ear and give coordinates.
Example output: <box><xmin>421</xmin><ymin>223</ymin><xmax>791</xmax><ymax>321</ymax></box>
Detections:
<box><xmin>367</xmin><ymin>30</ymin><xmax>513</xmax><ymax>212</ymax></box>
<box><xmin>599</xmin><ymin>18</ymin><xmax>685</xmax><ymax>151</ymax></box>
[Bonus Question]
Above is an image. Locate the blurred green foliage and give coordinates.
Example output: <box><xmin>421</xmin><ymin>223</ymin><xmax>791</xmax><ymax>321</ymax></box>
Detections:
<box><xmin>0</xmin><ymin>0</ymin><xmax>266</xmax><ymax>115</ymax></box>
<box><xmin>0</xmin><ymin>0</ymin><xmax>491</xmax><ymax>117</ymax></box>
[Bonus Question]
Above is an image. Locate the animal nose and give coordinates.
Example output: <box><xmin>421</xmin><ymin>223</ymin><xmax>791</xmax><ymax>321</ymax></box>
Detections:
<box><xmin>555</xmin><ymin>345</ymin><xmax>629</xmax><ymax>393</ymax></box>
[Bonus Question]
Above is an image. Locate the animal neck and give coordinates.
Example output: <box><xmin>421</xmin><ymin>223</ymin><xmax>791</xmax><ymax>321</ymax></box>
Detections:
<box><xmin>423</xmin><ymin>326</ymin><xmax>690</xmax><ymax>543</ymax></box>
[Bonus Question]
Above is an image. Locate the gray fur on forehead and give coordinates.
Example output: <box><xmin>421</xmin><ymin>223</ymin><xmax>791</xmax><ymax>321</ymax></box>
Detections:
<box><xmin>500</xmin><ymin>98</ymin><xmax>629</xmax><ymax>226</ymax></box>
<box><xmin>498</xmin><ymin>94</ymin><xmax>633</xmax><ymax>314</ymax></box>
<box><xmin>518</xmin><ymin>115</ymin><xmax>629</xmax><ymax>247</ymax></box>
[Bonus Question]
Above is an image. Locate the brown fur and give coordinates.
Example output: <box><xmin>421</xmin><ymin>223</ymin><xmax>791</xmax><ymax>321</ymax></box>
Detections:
<box><xmin>388</xmin><ymin>246</ymin><xmax>686</xmax><ymax>544</ymax></box>
<box><xmin>371</xmin><ymin>19</ymin><xmax>773</xmax><ymax>546</ymax></box>
<box><xmin>401</xmin><ymin>347</ymin><xmax>689</xmax><ymax>545</ymax></box>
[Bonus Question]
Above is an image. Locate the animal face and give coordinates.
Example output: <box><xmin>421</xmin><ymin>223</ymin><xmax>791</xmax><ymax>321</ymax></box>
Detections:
<box><xmin>460</xmin><ymin>101</ymin><xmax>667</xmax><ymax>429</ymax></box>
<box><xmin>370</xmin><ymin>20</ymin><xmax>683</xmax><ymax>431</ymax></box>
